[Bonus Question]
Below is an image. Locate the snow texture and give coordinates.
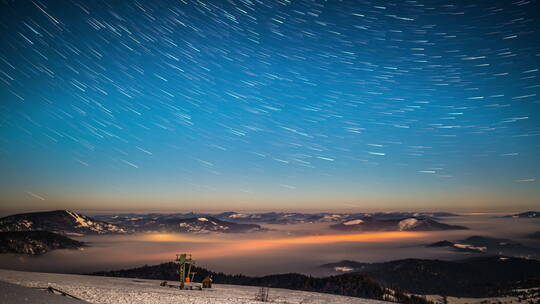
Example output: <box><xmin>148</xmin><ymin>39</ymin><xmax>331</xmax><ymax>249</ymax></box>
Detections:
<box><xmin>0</xmin><ymin>269</ymin><xmax>389</xmax><ymax>304</ymax></box>
<box><xmin>0</xmin><ymin>280</ymin><xmax>87</xmax><ymax>304</ymax></box>
<box><xmin>398</xmin><ymin>218</ymin><xmax>418</xmax><ymax>231</ymax></box>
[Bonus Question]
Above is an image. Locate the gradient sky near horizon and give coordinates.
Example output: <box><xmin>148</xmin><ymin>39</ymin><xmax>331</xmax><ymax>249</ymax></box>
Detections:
<box><xmin>0</xmin><ymin>0</ymin><xmax>539</xmax><ymax>212</ymax></box>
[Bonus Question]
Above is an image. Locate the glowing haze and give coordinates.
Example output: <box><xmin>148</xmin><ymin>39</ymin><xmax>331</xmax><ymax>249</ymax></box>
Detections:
<box><xmin>0</xmin><ymin>0</ymin><xmax>539</xmax><ymax>213</ymax></box>
<box><xmin>141</xmin><ymin>231</ymin><xmax>428</xmax><ymax>259</ymax></box>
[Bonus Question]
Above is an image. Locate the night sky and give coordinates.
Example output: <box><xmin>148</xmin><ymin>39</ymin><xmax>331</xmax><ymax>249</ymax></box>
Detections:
<box><xmin>0</xmin><ymin>0</ymin><xmax>539</xmax><ymax>212</ymax></box>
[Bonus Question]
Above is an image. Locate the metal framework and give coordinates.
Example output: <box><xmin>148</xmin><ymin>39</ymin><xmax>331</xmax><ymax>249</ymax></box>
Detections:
<box><xmin>174</xmin><ymin>253</ymin><xmax>196</xmax><ymax>289</ymax></box>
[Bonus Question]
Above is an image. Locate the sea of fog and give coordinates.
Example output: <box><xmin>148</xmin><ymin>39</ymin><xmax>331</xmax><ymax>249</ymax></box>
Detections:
<box><xmin>1</xmin><ymin>214</ymin><xmax>539</xmax><ymax>276</ymax></box>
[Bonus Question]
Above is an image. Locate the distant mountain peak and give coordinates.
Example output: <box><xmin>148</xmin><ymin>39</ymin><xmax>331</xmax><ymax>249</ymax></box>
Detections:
<box><xmin>331</xmin><ymin>216</ymin><xmax>467</xmax><ymax>232</ymax></box>
<box><xmin>0</xmin><ymin>210</ymin><xmax>127</xmax><ymax>235</ymax></box>
<box><xmin>504</xmin><ymin>211</ymin><xmax>540</xmax><ymax>218</ymax></box>
<box><xmin>398</xmin><ymin>218</ymin><xmax>419</xmax><ymax>231</ymax></box>
<box><xmin>427</xmin><ymin>235</ymin><xmax>540</xmax><ymax>259</ymax></box>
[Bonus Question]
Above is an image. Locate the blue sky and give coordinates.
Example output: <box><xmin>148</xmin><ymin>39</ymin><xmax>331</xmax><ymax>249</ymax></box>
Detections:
<box><xmin>0</xmin><ymin>0</ymin><xmax>539</xmax><ymax>212</ymax></box>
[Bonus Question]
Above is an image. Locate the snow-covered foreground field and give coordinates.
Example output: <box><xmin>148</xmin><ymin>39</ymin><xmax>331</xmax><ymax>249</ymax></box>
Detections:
<box><xmin>0</xmin><ymin>269</ymin><xmax>388</xmax><ymax>304</ymax></box>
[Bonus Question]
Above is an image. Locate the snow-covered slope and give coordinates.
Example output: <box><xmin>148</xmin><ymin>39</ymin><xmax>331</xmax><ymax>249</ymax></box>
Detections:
<box><xmin>0</xmin><ymin>280</ymin><xmax>86</xmax><ymax>304</ymax></box>
<box><xmin>0</xmin><ymin>269</ymin><xmax>388</xmax><ymax>304</ymax></box>
<box><xmin>0</xmin><ymin>210</ymin><xmax>127</xmax><ymax>235</ymax></box>
<box><xmin>172</xmin><ymin>217</ymin><xmax>264</xmax><ymax>233</ymax></box>
<box><xmin>398</xmin><ymin>218</ymin><xmax>419</xmax><ymax>231</ymax></box>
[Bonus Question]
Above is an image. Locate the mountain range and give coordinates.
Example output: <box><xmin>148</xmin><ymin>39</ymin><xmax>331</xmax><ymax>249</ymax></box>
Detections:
<box><xmin>0</xmin><ymin>210</ymin><xmax>264</xmax><ymax>235</ymax></box>
<box><xmin>95</xmin><ymin>211</ymin><xmax>460</xmax><ymax>227</ymax></box>
<box><xmin>0</xmin><ymin>210</ymin><xmax>127</xmax><ymax>236</ymax></box>
<box><xmin>0</xmin><ymin>210</ymin><xmax>467</xmax><ymax>236</ymax></box>
<box><xmin>330</xmin><ymin>216</ymin><xmax>467</xmax><ymax>232</ymax></box>
<box><xmin>427</xmin><ymin>235</ymin><xmax>540</xmax><ymax>259</ymax></box>
<box><xmin>119</xmin><ymin>216</ymin><xmax>264</xmax><ymax>233</ymax></box>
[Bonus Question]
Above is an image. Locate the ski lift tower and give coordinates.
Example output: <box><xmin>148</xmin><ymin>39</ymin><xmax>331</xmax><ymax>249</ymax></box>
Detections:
<box><xmin>175</xmin><ymin>253</ymin><xmax>195</xmax><ymax>289</ymax></box>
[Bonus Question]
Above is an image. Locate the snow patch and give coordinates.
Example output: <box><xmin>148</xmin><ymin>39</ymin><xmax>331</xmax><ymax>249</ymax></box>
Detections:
<box><xmin>453</xmin><ymin>243</ymin><xmax>487</xmax><ymax>252</ymax></box>
<box><xmin>65</xmin><ymin>210</ymin><xmax>126</xmax><ymax>234</ymax></box>
<box><xmin>343</xmin><ymin>219</ymin><xmax>364</xmax><ymax>226</ymax></box>
<box><xmin>20</xmin><ymin>220</ymin><xmax>33</xmax><ymax>229</ymax></box>
<box><xmin>323</xmin><ymin>215</ymin><xmax>343</xmax><ymax>220</ymax></box>
<box><xmin>398</xmin><ymin>218</ymin><xmax>418</xmax><ymax>231</ymax></box>
<box><xmin>229</xmin><ymin>213</ymin><xmax>249</xmax><ymax>218</ymax></box>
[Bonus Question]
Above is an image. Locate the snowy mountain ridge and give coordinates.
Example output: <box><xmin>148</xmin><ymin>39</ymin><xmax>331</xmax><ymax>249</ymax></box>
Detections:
<box><xmin>95</xmin><ymin>211</ymin><xmax>459</xmax><ymax>226</ymax></box>
<box><xmin>0</xmin><ymin>211</ymin><xmax>266</xmax><ymax>235</ymax></box>
<box><xmin>119</xmin><ymin>215</ymin><xmax>265</xmax><ymax>233</ymax></box>
<box><xmin>331</xmin><ymin>216</ymin><xmax>467</xmax><ymax>232</ymax></box>
<box><xmin>0</xmin><ymin>210</ymin><xmax>127</xmax><ymax>235</ymax></box>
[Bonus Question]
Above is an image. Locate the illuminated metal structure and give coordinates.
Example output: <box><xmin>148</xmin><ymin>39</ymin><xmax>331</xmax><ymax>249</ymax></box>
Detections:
<box><xmin>174</xmin><ymin>253</ymin><xmax>196</xmax><ymax>289</ymax></box>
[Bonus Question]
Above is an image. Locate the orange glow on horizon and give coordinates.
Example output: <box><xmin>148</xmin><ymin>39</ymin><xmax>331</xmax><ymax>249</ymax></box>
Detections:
<box><xmin>142</xmin><ymin>233</ymin><xmax>210</xmax><ymax>243</ymax></box>
<box><xmin>260</xmin><ymin>231</ymin><xmax>426</xmax><ymax>245</ymax></box>
<box><xmin>139</xmin><ymin>231</ymin><xmax>427</xmax><ymax>260</ymax></box>
<box><xmin>218</xmin><ymin>231</ymin><xmax>427</xmax><ymax>256</ymax></box>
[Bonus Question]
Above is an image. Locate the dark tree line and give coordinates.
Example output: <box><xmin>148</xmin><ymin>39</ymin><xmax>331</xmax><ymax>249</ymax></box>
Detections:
<box><xmin>92</xmin><ymin>262</ymin><xmax>432</xmax><ymax>304</ymax></box>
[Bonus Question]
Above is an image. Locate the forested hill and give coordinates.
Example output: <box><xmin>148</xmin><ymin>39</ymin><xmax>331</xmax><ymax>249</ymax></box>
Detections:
<box><xmin>92</xmin><ymin>256</ymin><xmax>540</xmax><ymax>299</ymax></box>
<box><xmin>91</xmin><ymin>262</ymin><xmax>430</xmax><ymax>304</ymax></box>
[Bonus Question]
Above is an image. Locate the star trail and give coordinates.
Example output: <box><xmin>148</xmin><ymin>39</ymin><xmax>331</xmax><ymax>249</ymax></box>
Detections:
<box><xmin>0</xmin><ymin>0</ymin><xmax>539</xmax><ymax>211</ymax></box>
